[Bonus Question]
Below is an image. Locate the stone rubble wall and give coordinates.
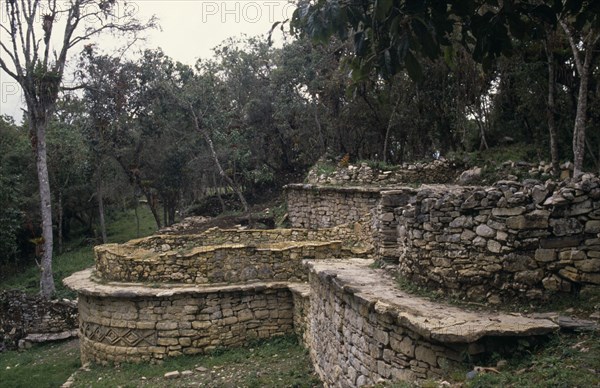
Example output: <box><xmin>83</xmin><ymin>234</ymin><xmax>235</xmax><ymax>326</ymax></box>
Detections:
<box><xmin>77</xmin><ymin>286</ymin><xmax>294</xmax><ymax>364</ymax></box>
<box><xmin>131</xmin><ymin>226</ymin><xmax>367</xmax><ymax>253</ymax></box>
<box><xmin>306</xmin><ymin>271</ymin><xmax>463</xmax><ymax>385</ymax></box>
<box><xmin>286</xmin><ymin>184</ymin><xmax>380</xmax><ymax>229</ymax></box>
<box><xmin>302</xmin><ymin>261</ymin><xmax>553</xmax><ymax>386</ymax></box>
<box><xmin>306</xmin><ymin>160</ymin><xmax>462</xmax><ymax>186</ymax></box>
<box><xmin>380</xmin><ymin>175</ymin><xmax>600</xmax><ymax>302</ymax></box>
<box><xmin>0</xmin><ymin>290</ymin><xmax>78</xmax><ymax>351</ymax></box>
<box><xmin>95</xmin><ymin>239</ymin><xmax>364</xmax><ymax>284</ymax></box>
<box><xmin>285</xmin><ymin>184</ymin><xmax>379</xmax><ymax>256</ymax></box>
<box><xmin>286</xmin><ymin>175</ymin><xmax>600</xmax><ymax>302</ymax></box>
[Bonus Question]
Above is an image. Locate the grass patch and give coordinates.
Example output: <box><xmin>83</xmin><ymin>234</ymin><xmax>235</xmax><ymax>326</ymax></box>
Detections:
<box><xmin>106</xmin><ymin>206</ymin><xmax>158</xmax><ymax>243</ymax></box>
<box><xmin>72</xmin><ymin>336</ymin><xmax>321</xmax><ymax>388</ymax></box>
<box><xmin>0</xmin><ymin>206</ymin><xmax>158</xmax><ymax>297</ymax></box>
<box><xmin>0</xmin><ymin>340</ymin><xmax>81</xmax><ymax>388</ymax></box>
<box><xmin>465</xmin><ymin>332</ymin><xmax>600</xmax><ymax>388</ymax></box>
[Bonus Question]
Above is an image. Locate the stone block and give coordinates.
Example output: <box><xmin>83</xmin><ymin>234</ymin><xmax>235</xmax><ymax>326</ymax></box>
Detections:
<box><xmin>415</xmin><ymin>345</ymin><xmax>437</xmax><ymax>366</ymax></box>
<box><xmin>540</xmin><ymin>236</ymin><xmax>583</xmax><ymax>249</ymax></box>
<box><xmin>535</xmin><ymin>249</ymin><xmax>556</xmax><ymax>262</ymax></box>
<box><xmin>487</xmin><ymin>240</ymin><xmax>502</xmax><ymax>253</ymax></box>
<box><xmin>506</xmin><ymin>210</ymin><xmax>550</xmax><ymax>230</ymax></box>
<box><xmin>157</xmin><ymin>337</ymin><xmax>179</xmax><ymax>346</ymax></box>
<box><xmin>156</xmin><ymin>322</ymin><xmax>178</xmax><ymax>330</ymax></box>
<box><xmin>515</xmin><ymin>269</ymin><xmax>544</xmax><ymax>285</ymax></box>
<box><xmin>476</xmin><ymin>224</ymin><xmax>496</xmax><ymax>238</ymax></box>
<box><xmin>191</xmin><ymin>321</ymin><xmax>211</xmax><ymax>330</ymax></box>
<box><xmin>574</xmin><ymin>259</ymin><xmax>600</xmax><ymax>273</ymax></box>
<box><xmin>585</xmin><ymin>220</ymin><xmax>600</xmax><ymax>234</ymax></box>
<box><xmin>492</xmin><ymin>207</ymin><xmax>525</xmax><ymax>217</ymax></box>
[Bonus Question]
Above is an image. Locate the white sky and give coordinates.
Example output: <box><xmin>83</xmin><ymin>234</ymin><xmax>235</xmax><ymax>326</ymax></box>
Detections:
<box><xmin>0</xmin><ymin>0</ymin><xmax>294</xmax><ymax>123</ymax></box>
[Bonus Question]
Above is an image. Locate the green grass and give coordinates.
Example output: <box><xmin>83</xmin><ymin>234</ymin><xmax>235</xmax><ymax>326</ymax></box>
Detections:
<box><xmin>465</xmin><ymin>332</ymin><xmax>600</xmax><ymax>388</ymax></box>
<box><xmin>72</xmin><ymin>336</ymin><xmax>320</xmax><ymax>388</ymax></box>
<box><xmin>0</xmin><ymin>340</ymin><xmax>81</xmax><ymax>388</ymax></box>
<box><xmin>0</xmin><ymin>206</ymin><xmax>158</xmax><ymax>297</ymax></box>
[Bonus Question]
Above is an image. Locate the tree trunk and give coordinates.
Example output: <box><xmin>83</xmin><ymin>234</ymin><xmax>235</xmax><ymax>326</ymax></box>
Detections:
<box><xmin>97</xmin><ymin>181</ymin><xmax>107</xmax><ymax>244</ymax></box>
<box><xmin>145</xmin><ymin>190</ymin><xmax>162</xmax><ymax>229</ymax></box>
<box><xmin>545</xmin><ymin>38</ymin><xmax>560</xmax><ymax>174</ymax></box>
<box><xmin>560</xmin><ymin>22</ymin><xmax>599</xmax><ymax>177</ymax></box>
<box><xmin>134</xmin><ymin>199</ymin><xmax>140</xmax><ymax>238</ymax></box>
<box><xmin>57</xmin><ymin>191</ymin><xmax>63</xmax><ymax>255</ymax></box>
<box><xmin>213</xmin><ymin>173</ymin><xmax>226</xmax><ymax>213</ymax></box>
<box><xmin>34</xmin><ymin>117</ymin><xmax>56</xmax><ymax>299</ymax></box>
<box><xmin>572</xmin><ymin>47</ymin><xmax>592</xmax><ymax>177</ymax></box>
<box><xmin>383</xmin><ymin>95</ymin><xmax>401</xmax><ymax>163</ymax></box>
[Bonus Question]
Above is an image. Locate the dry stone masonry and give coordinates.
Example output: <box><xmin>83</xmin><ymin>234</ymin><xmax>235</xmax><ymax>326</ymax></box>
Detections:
<box><xmin>304</xmin><ymin>260</ymin><xmax>557</xmax><ymax>385</ymax></box>
<box><xmin>287</xmin><ymin>174</ymin><xmax>600</xmax><ymax>303</ymax></box>
<box><xmin>306</xmin><ymin>160</ymin><xmax>463</xmax><ymax>186</ymax></box>
<box><xmin>0</xmin><ymin>290</ymin><xmax>78</xmax><ymax>351</ymax></box>
<box><xmin>64</xmin><ymin>169</ymin><xmax>600</xmax><ymax>386</ymax></box>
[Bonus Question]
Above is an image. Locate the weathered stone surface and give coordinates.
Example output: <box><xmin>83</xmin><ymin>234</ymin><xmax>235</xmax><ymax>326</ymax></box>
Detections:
<box><xmin>574</xmin><ymin>259</ymin><xmax>600</xmax><ymax>273</ymax></box>
<box><xmin>164</xmin><ymin>371</ymin><xmax>180</xmax><ymax>379</ymax></box>
<box><xmin>476</xmin><ymin>224</ymin><xmax>496</xmax><ymax>238</ymax></box>
<box><xmin>305</xmin><ymin>259</ymin><xmax>558</xmax><ymax>387</ymax></box>
<box><xmin>550</xmin><ymin>218</ymin><xmax>583</xmax><ymax>236</ymax></box>
<box><xmin>585</xmin><ymin>221</ymin><xmax>600</xmax><ymax>234</ymax></box>
<box><xmin>0</xmin><ymin>290</ymin><xmax>78</xmax><ymax>351</ymax></box>
<box><xmin>534</xmin><ymin>249</ymin><xmax>556</xmax><ymax>263</ymax></box>
<box><xmin>506</xmin><ymin>210</ymin><xmax>550</xmax><ymax>230</ymax></box>
<box><xmin>492</xmin><ymin>207</ymin><xmax>526</xmax><ymax>217</ymax></box>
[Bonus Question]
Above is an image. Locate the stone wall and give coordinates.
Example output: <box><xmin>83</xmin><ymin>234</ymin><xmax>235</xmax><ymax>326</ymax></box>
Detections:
<box><xmin>131</xmin><ymin>226</ymin><xmax>367</xmax><ymax>253</ymax></box>
<box><xmin>95</xmin><ymin>240</ymin><xmax>346</xmax><ymax>284</ymax></box>
<box><xmin>70</xmin><ymin>274</ymin><xmax>294</xmax><ymax>364</ymax></box>
<box><xmin>303</xmin><ymin>260</ymin><xmax>557</xmax><ymax>386</ymax></box>
<box><xmin>286</xmin><ymin>175</ymin><xmax>600</xmax><ymax>302</ymax></box>
<box><xmin>379</xmin><ymin>175</ymin><xmax>600</xmax><ymax>302</ymax></box>
<box><xmin>0</xmin><ymin>290</ymin><xmax>78</xmax><ymax>351</ymax></box>
<box><xmin>286</xmin><ymin>184</ymin><xmax>381</xmax><ymax>230</ymax></box>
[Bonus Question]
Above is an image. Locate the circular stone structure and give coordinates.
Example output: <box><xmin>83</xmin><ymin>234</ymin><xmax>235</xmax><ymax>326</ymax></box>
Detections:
<box><xmin>65</xmin><ymin>228</ymin><xmax>364</xmax><ymax>364</ymax></box>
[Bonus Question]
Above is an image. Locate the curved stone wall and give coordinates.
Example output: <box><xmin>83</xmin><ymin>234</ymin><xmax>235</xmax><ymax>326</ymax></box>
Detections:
<box><xmin>66</xmin><ymin>270</ymin><xmax>294</xmax><ymax>364</ymax></box>
<box><xmin>95</xmin><ymin>240</ymin><xmax>344</xmax><ymax>284</ymax></box>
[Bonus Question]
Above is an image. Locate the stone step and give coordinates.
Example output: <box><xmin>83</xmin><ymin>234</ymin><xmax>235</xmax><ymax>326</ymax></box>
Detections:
<box><xmin>305</xmin><ymin>259</ymin><xmax>559</xmax><ymax>343</ymax></box>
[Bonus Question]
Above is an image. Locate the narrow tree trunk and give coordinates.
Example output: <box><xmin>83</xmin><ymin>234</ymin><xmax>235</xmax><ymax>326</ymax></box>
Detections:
<box><xmin>572</xmin><ymin>48</ymin><xmax>592</xmax><ymax>176</ymax></box>
<box><xmin>97</xmin><ymin>181</ymin><xmax>107</xmax><ymax>244</ymax></box>
<box><xmin>313</xmin><ymin>101</ymin><xmax>326</xmax><ymax>154</ymax></box>
<box><xmin>34</xmin><ymin>117</ymin><xmax>56</xmax><ymax>299</ymax></box>
<box><xmin>383</xmin><ymin>95</ymin><xmax>401</xmax><ymax>163</ymax></box>
<box><xmin>545</xmin><ymin>39</ymin><xmax>560</xmax><ymax>174</ymax></box>
<box><xmin>134</xmin><ymin>199</ymin><xmax>140</xmax><ymax>238</ymax></box>
<box><xmin>560</xmin><ymin>22</ymin><xmax>599</xmax><ymax>177</ymax></box>
<box><xmin>213</xmin><ymin>173</ymin><xmax>226</xmax><ymax>213</ymax></box>
<box><xmin>57</xmin><ymin>191</ymin><xmax>63</xmax><ymax>255</ymax></box>
<box><xmin>145</xmin><ymin>191</ymin><xmax>162</xmax><ymax>229</ymax></box>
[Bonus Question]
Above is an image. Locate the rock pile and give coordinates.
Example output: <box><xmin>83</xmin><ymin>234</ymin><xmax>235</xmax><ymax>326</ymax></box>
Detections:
<box><xmin>306</xmin><ymin>160</ymin><xmax>462</xmax><ymax>186</ymax></box>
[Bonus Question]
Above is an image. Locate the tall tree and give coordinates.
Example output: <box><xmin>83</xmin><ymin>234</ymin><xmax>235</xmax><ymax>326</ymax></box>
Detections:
<box><xmin>559</xmin><ymin>4</ymin><xmax>600</xmax><ymax>176</ymax></box>
<box><xmin>0</xmin><ymin>0</ymin><xmax>154</xmax><ymax>297</ymax></box>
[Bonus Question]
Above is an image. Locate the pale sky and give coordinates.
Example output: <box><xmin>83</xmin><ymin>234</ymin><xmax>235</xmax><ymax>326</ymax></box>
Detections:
<box><xmin>0</xmin><ymin>0</ymin><xmax>294</xmax><ymax>123</ymax></box>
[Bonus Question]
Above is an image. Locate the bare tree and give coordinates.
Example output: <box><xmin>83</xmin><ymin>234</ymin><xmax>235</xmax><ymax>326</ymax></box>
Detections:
<box><xmin>0</xmin><ymin>0</ymin><xmax>155</xmax><ymax>298</ymax></box>
<box><xmin>559</xmin><ymin>19</ymin><xmax>600</xmax><ymax>177</ymax></box>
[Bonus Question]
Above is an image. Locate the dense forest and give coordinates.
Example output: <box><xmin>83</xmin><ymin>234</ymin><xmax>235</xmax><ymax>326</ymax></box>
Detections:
<box><xmin>1</xmin><ymin>0</ymin><xmax>600</xmax><ymax>296</ymax></box>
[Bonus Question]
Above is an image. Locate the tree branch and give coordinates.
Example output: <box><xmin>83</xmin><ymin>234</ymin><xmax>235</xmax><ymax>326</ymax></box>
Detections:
<box><xmin>559</xmin><ymin>19</ymin><xmax>583</xmax><ymax>76</ymax></box>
